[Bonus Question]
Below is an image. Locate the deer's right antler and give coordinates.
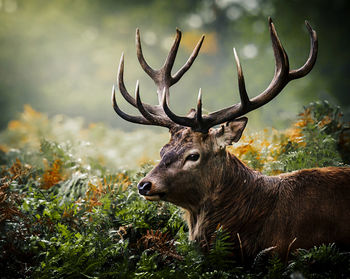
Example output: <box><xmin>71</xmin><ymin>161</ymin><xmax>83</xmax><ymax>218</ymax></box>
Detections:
<box><xmin>112</xmin><ymin>28</ymin><xmax>204</xmax><ymax>129</ymax></box>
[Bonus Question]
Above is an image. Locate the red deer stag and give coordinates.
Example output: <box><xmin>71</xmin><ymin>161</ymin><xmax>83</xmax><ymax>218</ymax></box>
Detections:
<box><xmin>111</xmin><ymin>18</ymin><xmax>350</xmax><ymax>259</ymax></box>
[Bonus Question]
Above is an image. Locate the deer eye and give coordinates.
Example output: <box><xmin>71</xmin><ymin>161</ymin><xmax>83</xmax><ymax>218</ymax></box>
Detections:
<box><xmin>185</xmin><ymin>153</ymin><xmax>200</xmax><ymax>162</ymax></box>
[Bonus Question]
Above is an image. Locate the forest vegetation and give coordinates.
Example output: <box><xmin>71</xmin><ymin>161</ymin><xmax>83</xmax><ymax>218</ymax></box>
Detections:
<box><xmin>1</xmin><ymin>101</ymin><xmax>349</xmax><ymax>278</ymax></box>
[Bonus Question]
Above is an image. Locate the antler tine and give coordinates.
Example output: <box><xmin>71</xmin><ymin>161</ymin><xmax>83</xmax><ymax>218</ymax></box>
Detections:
<box><xmin>171</xmin><ymin>34</ymin><xmax>205</xmax><ymax>85</ymax></box>
<box><xmin>135</xmin><ymin>81</ymin><xmax>172</xmax><ymax>128</ymax></box>
<box><xmin>136</xmin><ymin>28</ymin><xmax>157</xmax><ymax>79</ymax></box>
<box><xmin>117</xmin><ymin>53</ymin><xmax>163</xmax><ymax>115</ymax></box>
<box><xmin>118</xmin><ymin>53</ymin><xmax>137</xmax><ymax>107</ymax></box>
<box><xmin>233</xmin><ymin>48</ymin><xmax>250</xmax><ymax>109</ymax></box>
<box><xmin>162</xmin><ymin>86</ymin><xmax>209</xmax><ymax>132</ymax></box>
<box><xmin>163</xmin><ymin>29</ymin><xmax>182</xmax><ymax>77</ymax></box>
<box><xmin>268</xmin><ymin>17</ymin><xmax>290</xmax><ymax>77</ymax></box>
<box><xmin>239</xmin><ymin>17</ymin><xmax>291</xmax><ymax>110</ymax></box>
<box><xmin>162</xmin><ymin>88</ymin><xmax>193</xmax><ymax>127</ymax></box>
<box><xmin>111</xmin><ymin>85</ymin><xmax>152</xmax><ymax>125</ymax></box>
<box><xmin>135</xmin><ymin>80</ymin><xmax>151</xmax><ymax>120</ymax></box>
<box><xmin>196</xmin><ymin>88</ymin><xmax>202</xmax><ymax>123</ymax></box>
<box><xmin>137</xmin><ymin>28</ymin><xmax>204</xmax><ymax>98</ymax></box>
<box><xmin>289</xmin><ymin>21</ymin><xmax>318</xmax><ymax>79</ymax></box>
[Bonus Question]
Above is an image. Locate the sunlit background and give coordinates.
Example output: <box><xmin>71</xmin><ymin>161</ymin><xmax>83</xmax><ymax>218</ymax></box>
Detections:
<box><xmin>1</xmin><ymin>0</ymin><xmax>350</xmax><ymax>168</ymax></box>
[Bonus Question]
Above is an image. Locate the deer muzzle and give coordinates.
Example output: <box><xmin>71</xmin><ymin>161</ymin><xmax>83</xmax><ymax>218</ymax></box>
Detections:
<box><xmin>137</xmin><ymin>180</ymin><xmax>165</xmax><ymax>201</ymax></box>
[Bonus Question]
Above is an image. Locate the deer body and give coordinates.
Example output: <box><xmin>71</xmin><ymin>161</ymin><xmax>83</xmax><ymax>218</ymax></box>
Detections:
<box><xmin>141</xmin><ymin>127</ymin><xmax>350</xmax><ymax>259</ymax></box>
<box><xmin>185</xmin><ymin>157</ymin><xmax>350</xmax><ymax>258</ymax></box>
<box><xmin>111</xmin><ymin>18</ymin><xmax>350</xmax><ymax>259</ymax></box>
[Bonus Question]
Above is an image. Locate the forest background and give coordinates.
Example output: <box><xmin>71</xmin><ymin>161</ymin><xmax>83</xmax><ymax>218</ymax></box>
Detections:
<box><xmin>1</xmin><ymin>0</ymin><xmax>349</xmax><ymax>132</ymax></box>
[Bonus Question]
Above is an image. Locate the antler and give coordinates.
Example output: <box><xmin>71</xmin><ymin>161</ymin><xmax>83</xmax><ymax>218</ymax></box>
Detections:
<box><xmin>112</xmin><ymin>28</ymin><xmax>205</xmax><ymax>128</ymax></box>
<box><xmin>161</xmin><ymin>18</ymin><xmax>318</xmax><ymax>132</ymax></box>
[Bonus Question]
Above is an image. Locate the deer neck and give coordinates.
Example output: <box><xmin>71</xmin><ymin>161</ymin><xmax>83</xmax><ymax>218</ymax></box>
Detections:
<box><xmin>185</xmin><ymin>151</ymin><xmax>279</xmax><ymax>249</ymax></box>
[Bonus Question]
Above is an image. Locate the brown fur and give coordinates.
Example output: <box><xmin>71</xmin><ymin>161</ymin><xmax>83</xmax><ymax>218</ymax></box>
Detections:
<box><xmin>139</xmin><ymin>126</ymin><xmax>350</xmax><ymax>260</ymax></box>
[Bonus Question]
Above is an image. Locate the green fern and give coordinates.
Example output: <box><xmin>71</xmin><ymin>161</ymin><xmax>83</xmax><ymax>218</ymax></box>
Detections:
<box><xmin>1</xmin><ymin>101</ymin><xmax>350</xmax><ymax>278</ymax></box>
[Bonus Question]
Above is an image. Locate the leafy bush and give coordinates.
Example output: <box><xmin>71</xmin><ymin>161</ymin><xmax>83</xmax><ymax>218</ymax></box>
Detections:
<box><xmin>228</xmin><ymin>100</ymin><xmax>347</xmax><ymax>174</ymax></box>
<box><xmin>287</xmin><ymin>244</ymin><xmax>350</xmax><ymax>278</ymax></box>
<box><xmin>0</xmin><ymin>102</ymin><xmax>349</xmax><ymax>278</ymax></box>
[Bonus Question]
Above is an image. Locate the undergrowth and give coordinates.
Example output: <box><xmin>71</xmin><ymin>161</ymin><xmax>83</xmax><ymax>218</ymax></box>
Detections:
<box><xmin>0</xmin><ymin>101</ymin><xmax>349</xmax><ymax>278</ymax></box>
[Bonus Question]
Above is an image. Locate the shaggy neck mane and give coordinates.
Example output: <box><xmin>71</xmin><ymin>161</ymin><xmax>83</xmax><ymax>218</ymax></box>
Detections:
<box><xmin>185</xmin><ymin>151</ymin><xmax>280</xmax><ymax>257</ymax></box>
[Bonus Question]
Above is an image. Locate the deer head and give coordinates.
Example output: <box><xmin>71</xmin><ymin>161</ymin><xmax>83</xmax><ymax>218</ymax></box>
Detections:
<box><xmin>111</xmin><ymin>18</ymin><xmax>318</xmax><ymax>211</ymax></box>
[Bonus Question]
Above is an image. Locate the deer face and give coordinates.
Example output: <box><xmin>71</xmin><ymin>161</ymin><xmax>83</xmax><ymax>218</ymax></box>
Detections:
<box><xmin>137</xmin><ymin>118</ymin><xmax>248</xmax><ymax>209</ymax></box>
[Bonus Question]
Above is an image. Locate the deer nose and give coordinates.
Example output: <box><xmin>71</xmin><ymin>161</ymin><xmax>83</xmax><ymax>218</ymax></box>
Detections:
<box><xmin>138</xmin><ymin>181</ymin><xmax>152</xmax><ymax>195</ymax></box>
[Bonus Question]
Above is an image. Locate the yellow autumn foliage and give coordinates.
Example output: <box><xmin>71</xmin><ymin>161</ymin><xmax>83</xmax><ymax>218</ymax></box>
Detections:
<box><xmin>7</xmin><ymin>105</ymin><xmax>49</xmax><ymax>148</ymax></box>
<box><xmin>227</xmin><ymin>108</ymin><xmax>317</xmax><ymax>174</ymax></box>
<box><xmin>83</xmin><ymin>173</ymin><xmax>131</xmax><ymax>211</ymax></box>
<box><xmin>1</xmin><ymin>105</ymin><xmax>168</xmax><ymax>170</ymax></box>
<box><xmin>41</xmin><ymin>159</ymin><xmax>64</xmax><ymax>189</ymax></box>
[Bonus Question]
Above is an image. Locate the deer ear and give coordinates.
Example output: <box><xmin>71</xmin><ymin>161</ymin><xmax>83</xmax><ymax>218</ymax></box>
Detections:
<box><xmin>214</xmin><ymin>117</ymin><xmax>248</xmax><ymax>149</ymax></box>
